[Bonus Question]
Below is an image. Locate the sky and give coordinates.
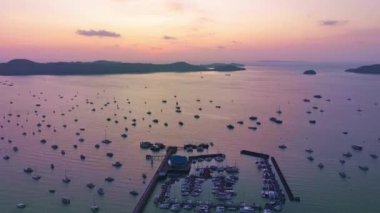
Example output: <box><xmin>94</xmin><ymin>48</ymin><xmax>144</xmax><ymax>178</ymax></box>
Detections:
<box><xmin>1</xmin><ymin>0</ymin><xmax>380</xmax><ymax>64</ymax></box>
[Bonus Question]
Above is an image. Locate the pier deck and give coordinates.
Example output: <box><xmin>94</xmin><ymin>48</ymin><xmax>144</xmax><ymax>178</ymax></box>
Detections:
<box><xmin>132</xmin><ymin>146</ymin><xmax>177</xmax><ymax>213</ymax></box>
<box><xmin>240</xmin><ymin>149</ymin><xmax>300</xmax><ymax>202</ymax></box>
<box><xmin>270</xmin><ymin>157</ymin><xmax>300</xmax><ymax>202</ymax></box>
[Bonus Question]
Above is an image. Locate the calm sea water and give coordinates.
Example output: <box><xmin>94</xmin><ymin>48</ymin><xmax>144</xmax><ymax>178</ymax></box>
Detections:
<box><xmin>0</xmin><ymin>64</ymin><xmax>379</xmax><ymax>213</ymax></box>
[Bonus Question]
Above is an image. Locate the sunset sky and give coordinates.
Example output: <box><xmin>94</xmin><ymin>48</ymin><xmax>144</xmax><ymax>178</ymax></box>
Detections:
<box><xmin>1</xmin><ymin>0</ymin><xmax>380</xmax><ymax>63</ymax></box>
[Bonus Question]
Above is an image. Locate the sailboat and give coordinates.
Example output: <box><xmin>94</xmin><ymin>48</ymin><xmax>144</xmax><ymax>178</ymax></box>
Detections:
<box><xmin>90</xmin><ymin>195</ymin><xmax>100</xmax><ymax>212</ymax></box>
<box><xmin>62</xmin><ymin>169</ymin><xmax>71</xmax><ymax>183</ymax></box>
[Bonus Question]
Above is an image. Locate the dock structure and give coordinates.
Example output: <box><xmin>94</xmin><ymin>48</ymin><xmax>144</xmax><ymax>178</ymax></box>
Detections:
<box><xmin>270</xmin><ymin>157</ymin><xmax>300</xmax><ymax>202</ymax></box>
<box><xmin>188</xmin><ymin>153</ymin><xmax>225</xmax><ymax>161</ymax></box>
<box><xmin>132</xmin><ymin>146</ymin><xmax>177</xmax><ymax>213</ymax></box>
<box><xmin>240</xmin><ymin>149</ymin><xmax>300</xmax><ymax>202</ymax></box>
<box><xmin>240</xmin><ymin>150</ymin><xmax>270</xmax><ymax>160</ymax></box>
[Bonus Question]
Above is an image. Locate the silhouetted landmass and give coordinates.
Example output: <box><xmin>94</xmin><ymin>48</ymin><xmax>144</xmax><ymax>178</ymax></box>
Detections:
<box><xmin>0</xmin><ymin>59</ymin><xmax>245</xmax><ymax>76</ymax></box>
<box><xmin>303</xmin><ymin>70</ymin><xmax>317</xmax><ymax>75</ymax></box>
<box><xmin>346</xmin><ymin>64</ymin><xmax>380</xmax><ymax>74</ymax></box>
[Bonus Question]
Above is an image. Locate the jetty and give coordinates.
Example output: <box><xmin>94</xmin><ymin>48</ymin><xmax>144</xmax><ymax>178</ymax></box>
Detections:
<box><xmin>132</xmin><ymin>146</ymin><xmax>177</xmax><ymax>213</ymax></box>
<box><xmin>241</xmin><ymin>149</ymin><xmax>300</xmax><ymax>202</ymax></box>
<box><xmin>188</xmin><ymin>153</ymin><xmax>225</xmax><ymax>161</ymax></box>
<box><xmin>240</xmin><ymin>150</ymin><xmax>270</xmax><ymax>159</ymax></box>
<box><xmin>271</xmin><ymin>157</ymin><xmax>300</xmax><ymax>202</ymax></box>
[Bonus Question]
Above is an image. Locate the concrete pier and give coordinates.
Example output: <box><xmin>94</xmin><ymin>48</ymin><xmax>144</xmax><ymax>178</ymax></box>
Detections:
<box><xmin>132</xmin><ymin>146</ymin><xmax>177</xmax><ymax>213</ymax></box>
<box><xmin>240</xmin><ymin>150</ymin><xmax>270</xmax><ymax>159</ymax></box>
<box><xmin>271</xmin><ymin>156</ymin><xmax>300</xmax><ymax>202</ymax></box>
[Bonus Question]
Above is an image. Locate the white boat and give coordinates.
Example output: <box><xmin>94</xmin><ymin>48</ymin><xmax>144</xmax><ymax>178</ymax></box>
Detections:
<box><xmin>216</xmin><ymin>206</ymin><xmax>225</xmax><ymax>213</ymax></box>
<box><xmin>240</xmin><ymin>204</ymin><xmax>255</xmax><ymax>213</ymax></box>
<box><xmin>170</xmin><ymin>203</ymin><xmax>181</xmax><ymax>212</ymax></box>
<box><xmin>263</xmin><ymin>208</ymin><xmax>272</xmax><ymax>213</ymax></box>
<box><xmin>90</xmin><ymin>204</ymin><xmax>99</xmax><ymax>212</ymax></box>
<box><xmin>16</xmin><ymin>202</ymin><xmax>26</xmax><ymax>209</ymax></box>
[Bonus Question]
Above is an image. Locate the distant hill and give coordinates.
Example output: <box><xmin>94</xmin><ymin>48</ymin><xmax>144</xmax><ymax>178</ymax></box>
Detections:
<box><xmin>0</xmin><ymin>59</ymin><xmax>245</xmax><ymax>76</ymax></box>
<box><xmin>346</xmin><ymin>64</ymin><xmax>380</xmax><ymax>74</ymax></box>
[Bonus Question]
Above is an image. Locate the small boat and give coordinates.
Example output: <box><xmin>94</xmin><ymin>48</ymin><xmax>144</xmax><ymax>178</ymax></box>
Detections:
<box><xmin>101</xmin><ymin>139</ymin><xmax>112</xmax><ymax>144</ymax></box>
<box><xmin>129</xmin><ymin>190</ymin><xmax>139</xmax><ymax>196</ymax></box>
<box><xmin>370</xmin><ymin>154</ymin><xmax>378</xmax><ymax>159</ymax></box>
<box><xmin>61</xmin><ymin>197</ymin><xmax>70</xmax><ymax>205</ymax></box>
<box><xmin>16</xmin><ymin>202</ymin><xmax>26</xmax><ymax>209</ymax></box>
<box><xmin>87</xmin><ymin>183</ymin><xmax>95</xmax><ymax>189</ymax></box>
<box><xmin>112</xmin><ymin>161</ymin><xmax>122</xmax><ymax>168</ymax></box>
<box><xmin>342</xmin><ymin>152</ymin><xmax>352</xmax><ymax>158</ymax></box>
<box><xmin>305</xmin><ymin>148</ymin><xmax>313</xmax><ymax>153</ymax></box>
<box><xmin>90</xmin><ymin>204</ymin><xmax>100</xmax><ymax>212</ymax></box>
<box><xmin>278</xmin><ymin>144</ymin><xmax>287</xmax><ymax>149</ymax></box>
<box><xmin>62</xmin><ymin>170</ymin><xmax>71</xmax><ymax>183</ymax></box>
<box><xmin>170</xmin><ymin>203</ymin><xmax>181</xmax><ymax>212</ymax></box>
<box><xmin>352</xmin><ymin>145</ymin><xmax>363</xmax><ymax>151</ymax></box>
<box><xmin>32</xmin><ymin>175</ymin><xmax>41</xmax><ymax>180</ymax></box>
<box><xmin>215</xmin><ymin>156</ymin><xmax>225</xmax><ymax>162</ymax></box>
<box><xmin>97</xmin><ymin>188</ymin><xmax>105</xmax><ymax>196</ymax></box>
<box><xmin>269</xmin><ymin>117</ymin><xmax>283</xmax><ymax>124</ymax></box>
<box><xmin>216</xmin><ymin>205</ymin><xmax>225</xmax><ymax>213</ymax></box>
<box><xmin>307</xmin><ymin>156</ymin><xmax>314</xmax><ymax>161</ymax></box>
<box><xmin>358</xmin><ymin>166</ymin><xmax>369</xmax><ymax>171</ymax></box>
<box><xmin>24</xmin><ymin>168</ymin><xmax>33</xmax><ymax>174</ymax></box>
<box><xmin>226</xmin><ymin>124</ymin><xmax>234</xmax><ymax>130</ymax></box>
<box><xmin>317</xmin><ymin>163</ymin><xmax>324</xmax><ymax>169</ymax></box>
<box><xmin>339</xmin><ymin>172</ymin><xmax>347</xmax><ymax>179</ymax></box>
<box><xmin>105</xmin><ymin>176</ymin><xmax>114</xmax><ymax>182</ymax></box>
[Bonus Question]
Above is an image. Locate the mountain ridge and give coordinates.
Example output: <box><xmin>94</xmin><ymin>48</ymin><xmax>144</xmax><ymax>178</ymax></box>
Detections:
<box><xmin>0</xmin><ymin>59</ymin><xmax>245</xmax><ymax>76</ymax></box>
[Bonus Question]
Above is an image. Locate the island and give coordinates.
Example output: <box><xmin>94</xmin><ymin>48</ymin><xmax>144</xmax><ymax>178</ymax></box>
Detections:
<box><xmin>303</xmin><ymin>69</ymin><xmax>317</xmax><ymax>75</ymax></box>
<box><xmin>0</xmin><ymin>59</ymin><xmax>245</xmax><ymax>76</ymax></box>
<box><xmin>345</xmin><ymin>64</ymin><xmax>380</xmax><ymax>74</ymax></box>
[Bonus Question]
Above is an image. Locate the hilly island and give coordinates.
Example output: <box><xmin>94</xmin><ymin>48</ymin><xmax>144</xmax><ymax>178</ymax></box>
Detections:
<box><xmin>0</xmin><ymin>59</ymin><xmax>245</xmax><ymax>76</ymax></box>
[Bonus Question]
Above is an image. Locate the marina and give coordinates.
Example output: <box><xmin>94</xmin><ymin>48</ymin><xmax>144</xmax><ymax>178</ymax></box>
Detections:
<box><xmin>134</xmin><ymin>146</ymin><xmax>297</xmax><ymax>212</ymax></box>
<box><xmin>0</xmin><ymin>66</ymin><xmax>379</xmax><ymax>212</ymax></box>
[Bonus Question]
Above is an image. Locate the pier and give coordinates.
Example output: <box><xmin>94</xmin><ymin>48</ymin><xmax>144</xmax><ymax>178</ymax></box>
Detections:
<box><xmin>132</xmin><ymin>146</ymin><xmax>177</xmax><ymax>213</ymax></box>
<box><xmin>240</xmin><ymin>149</ymin><xmax>300</xmax><ymax>202</ymax></box>
<box><xmin>188</xmin><ymin>153</ymin><xmax>225</xmax><ymax>161</ymax></box>
<box><xmin>271</xmin><ymin>157</ymin><xmax>300</xmax><ymax>202</ymax></box>
<box><xmin>240</xmin><ymin>150</ymin><xmax>270</xmax><ymax>160</ymax></box>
